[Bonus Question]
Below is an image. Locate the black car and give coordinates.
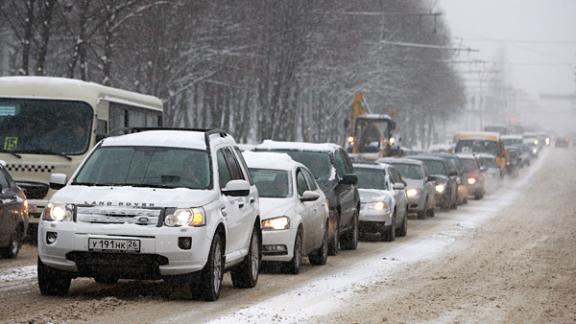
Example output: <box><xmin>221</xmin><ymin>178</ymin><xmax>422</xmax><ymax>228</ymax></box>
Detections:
<box><xmin>408</xmin><ymin>155</ymin><xmax>458</xmax><ymax>210</ymax></box>
<box><xmin>0</xmin><ymin>161</ymin><xmax>28</xmax><ymax>258</ymax></box>
<box><xmin>256</xmin><ymin>141</ymin><xmax>360</xmax><ymax>255</ymax></box>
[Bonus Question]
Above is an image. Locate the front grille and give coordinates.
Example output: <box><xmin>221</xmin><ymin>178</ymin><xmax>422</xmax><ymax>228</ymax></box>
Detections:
<box><xmin>66</xmin><ymin>251</ymin><xmax>168</xmax><ymax>280</ymax></box>
<box><xmin>76</xmin><ymin>206</ymin><xmax>163</xmax><ymax>227</ymax></box>
<box><xmin>17</xmin><ymin>181</ymin><xmax>49</xmax><ymax>199</ymax></box>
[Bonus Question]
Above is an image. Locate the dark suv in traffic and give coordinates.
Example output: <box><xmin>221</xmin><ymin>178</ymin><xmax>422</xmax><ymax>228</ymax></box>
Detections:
<box><xmin>256</xmin><ymin>141</ymin><xmax>360</xmax><ymax>255</ymax></box>
<box><xmin>0</xmin><ymin>161</ymin><xmax>28</xmax><ymax>258</ymax></box>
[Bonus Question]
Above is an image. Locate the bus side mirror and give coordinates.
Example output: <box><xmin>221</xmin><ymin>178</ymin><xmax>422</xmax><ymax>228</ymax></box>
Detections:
<box><xmin>50</xmin><ymin>173</ymin><xmax>67</xmax><ymax>190</ymax></box>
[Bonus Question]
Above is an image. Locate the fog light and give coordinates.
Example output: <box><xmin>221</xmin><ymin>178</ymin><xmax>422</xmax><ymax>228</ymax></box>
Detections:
<box><xmin>46</xmin><ymin>231</ymin><xmax>58</xmax><ymax>245</ymax></box>
<box><xmin>263</xmin><ymin>245</ymin><xmax>287</xmax><ymax>252</ymax></box>
<box><xmin>178</xmin><ymin>237</ymin><xmax>192</xmax><ymax>250</ymax></box>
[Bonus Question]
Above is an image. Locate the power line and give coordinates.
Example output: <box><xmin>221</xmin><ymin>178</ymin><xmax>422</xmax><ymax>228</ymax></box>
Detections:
<box><xmin>455</xmin><ymin>37</ymin><xmax>576</xmax><ymax>45</ymax></box>
<box><xmin>380</xmin><ymin>40</ymin><xmax>479</xmax><ymax>52</ymax></box>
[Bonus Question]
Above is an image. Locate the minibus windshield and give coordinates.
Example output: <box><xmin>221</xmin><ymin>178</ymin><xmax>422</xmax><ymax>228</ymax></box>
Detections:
<box><xmin>0</xmin><ymin>98</ymin><xmax>92</xmax><ymax>155</ymax></box>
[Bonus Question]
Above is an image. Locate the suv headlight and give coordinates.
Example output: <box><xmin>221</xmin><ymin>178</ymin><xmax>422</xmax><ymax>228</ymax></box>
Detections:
<box><xmin>262</xmin><ymin>216</ymin><xmax>290</xmax><ymax>230</ymax></box>
<box><xmin>43</xmin><ymin>202</ymin><xmax>74</xmax><ymax>222</ymax></box>
<box><xmin>406</xmin><ymin>188</ymin><xmax>419</xmax><ymax>198</ymax></box>
<box><xmin>165</xmin><ymin>207</ymin><xmax>205</xmax><ymax>227</ymax></box>
<box><xmin>435</xmin><ymin>184</ymin><xmax>446</xmax><ymax>194</ymax></box>
<box><xmin>366</xmin><ymin>201</ymin><xmax>389</xmax><ymax>211</ymax></box>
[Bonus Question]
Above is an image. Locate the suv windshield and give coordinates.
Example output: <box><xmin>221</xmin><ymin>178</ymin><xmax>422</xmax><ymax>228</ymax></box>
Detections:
<box><xmin>460</xmin><ymin>159</ymin><xmax>478</xmax><ymax>172</ymax></box>
<box><xmin>249</xmin><ymin>168</ymin><xmax>290</xmax><ymax>198</ymax></box>
<box><xmin>73</xmin><ymin>146</ymin><xmax>211</xmax><ymax>189</ymax></box>
<box><xmin>264</xmin><ymin>150</ymin><xmax>333</xmax><ymax>182</ymax></box>
<box><xmin>479</xmin><ymin>157</ymin><xmax>497</xmax><ymax>169</ymax></box>
<box><xmin>355</xmin><ymin>167</ymin><xmax>387</xmax><ymax>190</ymax></box>
<box><xmin>390</xmin><ymin>163</ymin><xmax>424</xmax><ymax>180</ymax></box>
<box><xmin>420</xmin><ymin>160</ymin><xmax>447</xmax><ymax>176</ymax></box>
<box><xmin>0</xmin><ymin>98</ymin><xmax>92</xmax><ymax>155</ymax></box>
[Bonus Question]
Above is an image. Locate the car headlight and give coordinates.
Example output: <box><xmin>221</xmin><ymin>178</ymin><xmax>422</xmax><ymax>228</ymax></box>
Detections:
<box><xmin>366</xmin><ymin>201</ymin><xmax>389</xmax><ymax>211</ymax></box>
<box><xmin>435</xmin><ymin>184</ymin><xmax>446</xmax><ymax>193</ymax></box>
<box><xmin>165</xmin><ymin>207</ymin><xmax>205</xmax><ymax>227</ymax></box>
<box><xmin>43</xmin><ymin>202</ymin><xmax>74</xmax><ymax>222</ymax></box>
<box><xmin>406</xmin><ymin>188</ymin><xmax>419</xmax><ymax>198</ymax></box>
<box><xmin>262</xmin><ymin>216</ymin><xmax>290</xmax><ymax>230</ymax></box>
<box><xmin>467</xmin><ymin>178</ymin><xmax>477</xmax><ymax>185</ymax></box>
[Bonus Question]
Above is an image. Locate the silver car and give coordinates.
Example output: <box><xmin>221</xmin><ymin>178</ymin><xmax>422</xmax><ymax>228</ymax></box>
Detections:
<box><xmin>353</xmin><ymin>163</ymin><xmax>408</xmax><ymax>241</ymax></box>
<box><xmin>378</xmin><ymin>158</ymin><xmax>436</xmax><ymax>219</ymax></box>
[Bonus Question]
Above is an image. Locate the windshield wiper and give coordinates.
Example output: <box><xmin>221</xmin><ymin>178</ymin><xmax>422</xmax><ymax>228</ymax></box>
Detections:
<box><xmin>19</xmin><ymin>149</ymin><xmax>72</xmax><ymax>161</ymax></box>
<box><xmin>126</xmin><ymin>183</ymin><xmax>177</xmax><ymax>189</ymax></box>
<box><xmin>0</xmin><ymin>149</ymin><xmax>22</xmax><ymax>159</ymax></box>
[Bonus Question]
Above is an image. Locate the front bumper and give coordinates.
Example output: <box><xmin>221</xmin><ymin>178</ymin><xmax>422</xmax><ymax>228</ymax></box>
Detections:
<box><xmin>360</xmin><ymin>207</ymin><xmax>392</xmax><ymax>227</ymax></box>
<box><xmin>407</xmin><ymin>192</ymin><xmax>426</xmax><ymax>212</ymax></box>
<box><xmin>261</xmin><ymin>228</ymin><xmax>296</xmax><ymax>262</ymax></box>
<box><xmin>38</xmin><ymin>221</ymin><xmax>213</xmax><ymax>279</ymax></box>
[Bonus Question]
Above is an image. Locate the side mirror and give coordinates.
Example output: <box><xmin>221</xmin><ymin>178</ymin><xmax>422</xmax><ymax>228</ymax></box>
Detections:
<box><xmin>300</xmin><ymin>190</ymin><xmax>320</xmax><ymax>202</ymax></box>
<box><xmin>449</xmin><ymin>171</ymin><xmax>458</xmax><ymax>177</ymax></box>
<box><xmin>0</xmin><ymin>160</ymin><xmax>6</xmax><ymax>167</ymax></box>
<box><xmin>50</xmin><ymin>173</ymin><xmax>67</xmax><ymax>190</ymax></box>
<box><xmin>340</xmin><ymin>174</ymin><xmax>358</xmax><ymax>185</ymax></box>
<box><xmin>392</xmin><ymin>183</ymin><xmax>405</xmax><ymax>190</ymax></box>
<box><xmin>222</xmin><ymin>179</ymin><xmax>250</xmax><ymax>197</ymax></box>
<box><xmin>427</xmin><ymin>175</ymin><xmax>436</xmax><ymax>182</ymax></box>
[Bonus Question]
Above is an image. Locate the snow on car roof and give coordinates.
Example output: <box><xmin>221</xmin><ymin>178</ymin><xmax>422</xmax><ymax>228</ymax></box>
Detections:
<box><xmin>378</xmin><ymin>157</ymin><xmax>424</xmax><ymax>166</ymax></box>
<box><xmin>353</xmin><ymin>162</ymin><xmax>386</xmax><ymax>170</ymax></box>
<box><xmin>242</xmin><ymin>151</ymin><xmax>303</xmax><ymax>171</ymax></box>
<box><xmin>257</xmin><ymin>140</ymin><xmax>341</xmax><ymax>153</ymax></box>
<box><xmin>502</xmin><ymin>134</ymin><xmax>522</xmax><ymax>139</ymax></box>
<box><xmin>102</xmin><ymin>130</ymin><xmax>209</xmax><ymax>150</ymax></box>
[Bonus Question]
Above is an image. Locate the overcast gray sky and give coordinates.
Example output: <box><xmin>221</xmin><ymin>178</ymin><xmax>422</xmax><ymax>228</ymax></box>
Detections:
<box><xmin>438</xmin><ymin>0</ymin><xmax>576</xmax><ymax>96</ymax></box>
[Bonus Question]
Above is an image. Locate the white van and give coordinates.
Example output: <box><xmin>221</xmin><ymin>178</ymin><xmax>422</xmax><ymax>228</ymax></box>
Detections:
<box><xmin>0</xmin><ymin>77</ymin><xmax>163</xmax><ymax>234</ymax></box>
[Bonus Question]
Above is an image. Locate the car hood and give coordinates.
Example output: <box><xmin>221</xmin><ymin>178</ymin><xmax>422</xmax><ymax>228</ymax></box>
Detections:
<box><xmin>404</xmin><ymin>178</ymin><xmax>425</xmax><ymax>189</ymax></box>
<box><xmin>51</xmin><ymin>185</ymin><xmax>218</xmax><ymax>208</ymax></box>
<box><xmin>358</xmin><ymin>188</ymin><xmax>392</xmax><ymax>203</ymax></box>
<box><xmin>432</xmin><ymin>175</ymin><xmax>449</xmax><ymax>183</ymax></box>
<box><xmin>259</xmin><ymin>197</ymin><xmax>294</xmax><ymax>219</ymax></box>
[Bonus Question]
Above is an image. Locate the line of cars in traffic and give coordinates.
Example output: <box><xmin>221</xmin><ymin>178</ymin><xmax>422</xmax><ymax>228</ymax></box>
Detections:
<box><xmin>0</xmin><ymin>128</ymin><xmax>548</xmax><ymax>302</ymax></box>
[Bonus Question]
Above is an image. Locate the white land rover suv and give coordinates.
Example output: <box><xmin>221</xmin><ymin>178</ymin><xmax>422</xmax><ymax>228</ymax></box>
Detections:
<box><xmin>37</xmin><ymin>129</ymin><xmax>261</xmax><ymax>301</ymax></box>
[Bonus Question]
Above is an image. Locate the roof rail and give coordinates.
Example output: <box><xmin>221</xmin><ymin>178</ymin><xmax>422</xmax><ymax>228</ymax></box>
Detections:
<box><xmin>107</xmin><ymin>127</ymin><xmax>230</xmax><ymax>138</ymax></box>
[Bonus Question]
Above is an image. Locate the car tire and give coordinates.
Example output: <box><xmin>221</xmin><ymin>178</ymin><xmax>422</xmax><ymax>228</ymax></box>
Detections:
<box><xmin>191</xmin><ymin>232</ymin><xmax>224</xmax><ymax>301</ymax></box>
<box><xmin>285</xmin><ymin>230</ymin><xmax>302</xmax><ymax>275</ymax></box>
<box><xmin>396</xmin><ymin>212</ymin><xmax>407</xmax><ymax>237</ymax></box>
<box><xmin>417</xmin><ymin>198</ymin><xmax>428</xmax><ymax>219</ymax></box>
<box><xmin>38</xmin><ymin>258</ymin><xmax>71</xmax><ymax>296</ymax></box>
<box><xmin>328</xmin><ymin>215</ymin><xmax>340</xmax><ymax>256</ymax></box>
<box><xmin>0</xmin><ymin>225</ymin><xmax>23</xmax><ymax>258</ymax></box>
<box><xmin>340</xmin><ymin>211</ymin><xmax>359</xmax><ymax>250</ymax></box>
<box><xmin>383</xmin><ymin>213</ymin><xmax>396</xmax><ymax>242</ymax></box>
<box><xmin>427</xmin><ymin>207</ymin><xmax>435</xmax><ymax>218</ymax></box>
<box><xmin>94</xmin><ymin>276</ymin><xmax>118</xmax><ymax>285</ymax></box>
<box><xmin>231</xmin><ymin>227</ymin><xmax>260</xmax><ymax>289</ymax></box>
<box><xmin>309</xmin><ymin>221</ymin><xmax>328</xmax><ymax>266</ymax></box>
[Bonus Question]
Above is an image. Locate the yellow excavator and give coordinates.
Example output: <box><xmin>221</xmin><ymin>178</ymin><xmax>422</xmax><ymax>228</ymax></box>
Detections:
<box><xmin>346</xmin><ymin>92</ymin><xmax>398</xmax><ymax>160</ymax></box>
